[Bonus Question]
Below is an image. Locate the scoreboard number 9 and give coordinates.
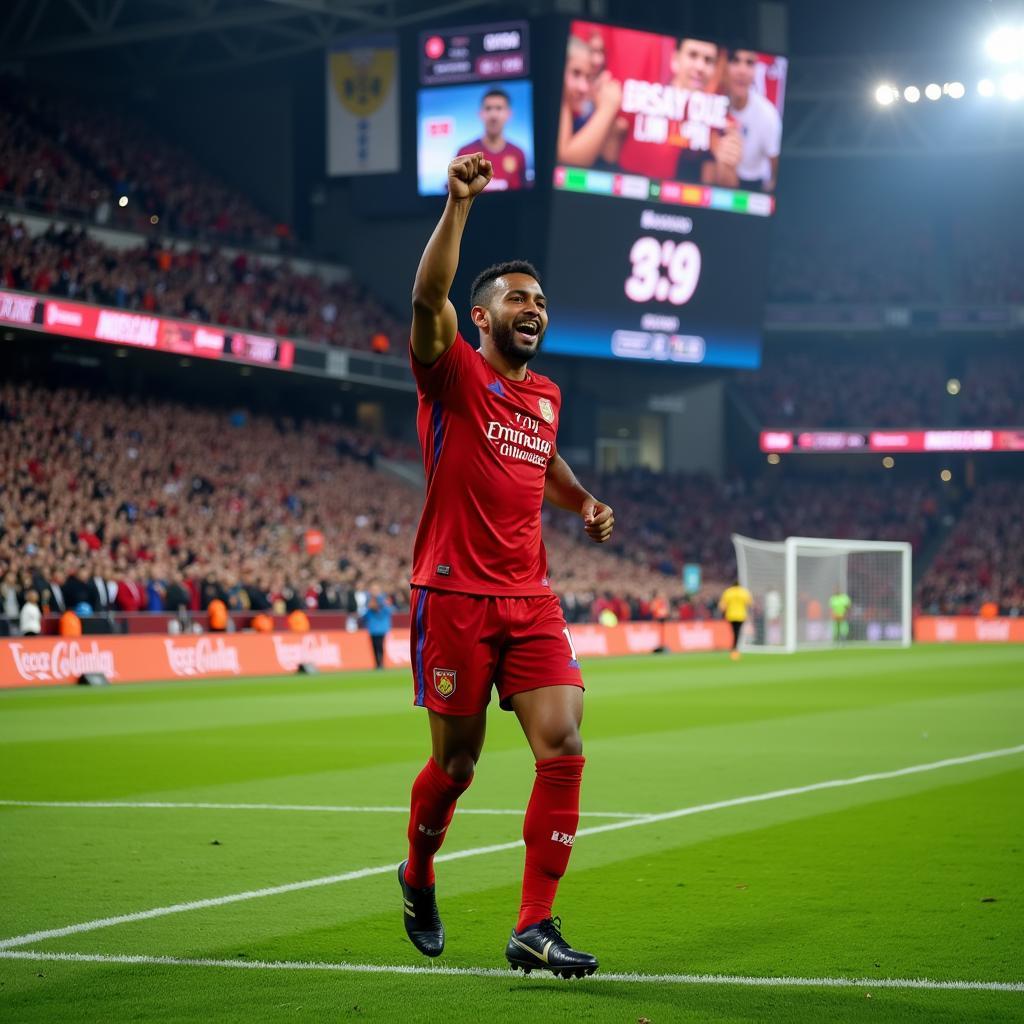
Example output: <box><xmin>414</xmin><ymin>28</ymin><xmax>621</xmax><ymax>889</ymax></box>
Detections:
<box><xmin>625</xmin><ymin>236</ymin><xmax>702</xmax><ymax>306</ymax></box>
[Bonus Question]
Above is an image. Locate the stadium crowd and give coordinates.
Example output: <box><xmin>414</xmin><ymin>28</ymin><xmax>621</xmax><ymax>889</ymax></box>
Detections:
<box><xmin>0</xmin><ymin>215</ymin><xmax>405</xmax><ymax>353</ymax></box>
<box><xmin>769</xmin><ymin>208</ymin><xmax>942</xmax><ymax>305</ymax></box>
<box><xmin>769</xmin><ymin>207</ymin><xmax>1024</xmax><ymax>306</ymax></box>
<box><xmin>736</xmin><ymin>349</ymin><xmax>1020</xmax><ymax>427</ymax></box>
<box><xmin>4</xmin><ymin>378</ymin><xmax>1009</xmax><ymax>636</ymax></box>
<box><xmin>916</xmin><ymin>481</ymin><xmax>1024</xmax><ymax>616</ymax></box>
<box><xmin>561</xmin><ymin>468</ymin><xmax>943</xmax><ymax>581</ymax></box>
<box><xmin>0</xmin><ymin>78</ymin><xmax>290</xmax><ymax>250</ymax></box>
<box><xmin>0</xmin><ymin>82</ymin><xmax>1019</xmax><ymax>629</ymax></box>
<box><xmin>0</xmin><ymin>381</ymin><xmax>419</xmax><ymax>626</ymax></box>
<box><xmin>0</xmin><ymin>382</ymin><xmax>676</xmax><ymax>631</ymax></box>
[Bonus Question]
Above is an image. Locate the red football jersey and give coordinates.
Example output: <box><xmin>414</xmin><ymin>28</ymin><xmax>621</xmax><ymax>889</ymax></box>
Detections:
<box><xmin>410</xmin><ymin>333</ymin><xmax>560</xmax><ymax>596</ymax></box>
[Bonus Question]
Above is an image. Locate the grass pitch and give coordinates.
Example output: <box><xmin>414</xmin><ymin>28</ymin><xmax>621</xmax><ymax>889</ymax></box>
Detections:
<box><xmin>1</xmin><ymin>645</ymin><xmax>1022</xmax><ymax>1023</ymax></box>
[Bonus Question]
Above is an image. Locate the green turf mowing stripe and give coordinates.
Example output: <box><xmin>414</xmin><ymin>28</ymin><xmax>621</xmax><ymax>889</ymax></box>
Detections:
<box><xmin>2</xmin><ymin>743</ymin><xmax>1020</xmax><ymax>952</ymax></box>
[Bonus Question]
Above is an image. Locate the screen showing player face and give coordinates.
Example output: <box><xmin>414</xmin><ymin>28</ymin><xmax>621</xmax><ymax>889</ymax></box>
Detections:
<box><xmin>417</xmin><ymin>80</ymin><xmax>536</xmax><ymax>196</ymax></box>
<box><xmin>416</xmin><ymin>21</ymin><xmax>534</xmax><ymax>197</ymax></box>
<box><xmin>556</xmin><ymin>21</ymin><xmax>786</xmax><ymax>208</ymax></box>
<box><xmin>543</xmin><ymin>21</ymin><xmax>786</xmax><ymax>369</ymax></box>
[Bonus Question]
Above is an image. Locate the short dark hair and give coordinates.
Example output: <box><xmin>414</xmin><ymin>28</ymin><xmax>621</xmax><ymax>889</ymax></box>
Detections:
<box><xmin>481</xmin><ymin>88</ymin><xmax>511</xmax><ymax>106</ymax></box>
<box><xmin>470</xmin><ymin>260</ymin><xmax>541</xmax><ymax>307</ymax></box>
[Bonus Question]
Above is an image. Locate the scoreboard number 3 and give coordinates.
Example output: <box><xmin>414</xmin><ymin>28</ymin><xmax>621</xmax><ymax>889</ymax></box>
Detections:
<box><xmin>625</xmin><ymin>236</ymin><xmax>702</xmax><ymax>306</ymax></box>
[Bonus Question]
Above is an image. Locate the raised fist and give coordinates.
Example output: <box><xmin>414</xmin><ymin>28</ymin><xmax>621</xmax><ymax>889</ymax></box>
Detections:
<box><xmin>593</xmin><ymin>70</ymin><xmax>623</xmax><ymax>113</ymax></box>
<box><xmin>714</xmin><ymin>126</ymin><xmax>743</xmax><ymax>170</ymax></box>
<box><xmin>448</xmin><ymin>153</ymin><xmax>493</xmax><ymax>199</ymax></box>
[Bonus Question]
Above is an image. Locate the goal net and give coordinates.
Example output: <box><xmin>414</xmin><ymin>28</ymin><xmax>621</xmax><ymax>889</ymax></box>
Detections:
<box><xmin>731</xmin><ymin>535</ymin><xmax>912</xmax><ymax>653</ymax></box>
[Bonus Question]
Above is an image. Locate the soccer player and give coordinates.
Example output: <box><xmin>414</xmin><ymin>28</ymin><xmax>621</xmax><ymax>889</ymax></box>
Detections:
<box><xmin>718</xmin><ymin>581</ymin><xmax>753</xmax><ymax>660</ymax></box>
<box><xmin>456</xmin><ymin>89</ymin><xmax>529</xmax><ymax>191</ymax></box>
<box><xmin>830</xmin><ymin>588</ymin><xmax>852</xmax><ymax>643</ymax></box>
<box><xmin>398</xmin><ymin>152</ymin><xmax>614</xmax><ymax>979</ymax></box>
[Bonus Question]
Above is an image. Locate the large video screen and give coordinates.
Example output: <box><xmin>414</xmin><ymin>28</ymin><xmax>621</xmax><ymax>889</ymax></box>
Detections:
<box><xmin>544</xmin><ymin>22</ymin><xmax>787</xmax><ymax>368</ymax></box>
<box><xmin>417</xmin><ymin>22</ymin><xmax>535</xmax><ymax>196</ymax></box>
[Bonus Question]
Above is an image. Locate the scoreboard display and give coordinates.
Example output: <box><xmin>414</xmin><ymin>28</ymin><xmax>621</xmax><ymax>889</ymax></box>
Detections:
<box><xmin>417</xmin><ymin>22</ymin><xmax>535</xmax><ymax>196</ymax></box>
<box><xmin>544</xmin><ymin>21</ymin><xmax>787</xmax><ymax>369</ymax></box>
<box><xmin>419</xmin><ymin>22</ymin><xmax>529</xmax><ymax>84</ymax></box>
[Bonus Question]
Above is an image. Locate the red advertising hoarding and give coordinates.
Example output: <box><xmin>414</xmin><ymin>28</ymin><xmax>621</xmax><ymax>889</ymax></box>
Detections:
<box><xmin>760</xmin><ymin>429</ymin><xmax>1024</xmax><ymax>454</ymax></box>
<box><xmin>1</xmin><ymin>290</ymin><xmax>294</xmax><ymax>371</ymax></box>
<box><xmin>0</xmin><ymin>622</ymin><xmax>735</xmax><ymax>689</ymax></box>
<box><xmin>2</xmin><ymin>619</ymin><xmax>1018</xmax><ymax>689</ymax></box>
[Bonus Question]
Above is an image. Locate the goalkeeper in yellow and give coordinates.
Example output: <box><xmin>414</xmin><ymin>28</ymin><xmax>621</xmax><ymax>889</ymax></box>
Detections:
<box><xmin>719</xmin><ymin>582</ymin><xmax>753</xmax><ymax>661</ymax></box>
<box><xmin>830</xmin><ymin>588</ymin><xmax>852</xmax><ymax>644</ymax></box>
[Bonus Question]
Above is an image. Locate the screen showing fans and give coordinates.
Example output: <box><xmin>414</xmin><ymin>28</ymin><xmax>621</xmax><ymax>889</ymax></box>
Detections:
<box><xmin>543</xmin><ymin>21</ymin><xmax>787</xmax><ymax>369</ymax></box>
<box><xmin>417</xmin><ymin>22</ymin><xmax>535</xmax><ymax>196</ymax></box>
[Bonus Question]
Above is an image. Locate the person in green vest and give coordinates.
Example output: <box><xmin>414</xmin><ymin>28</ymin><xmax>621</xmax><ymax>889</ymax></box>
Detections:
<box><xmin>830</xmin><ymin>588</ymin><xmax>852</xmax><ymax>643</ymax></box>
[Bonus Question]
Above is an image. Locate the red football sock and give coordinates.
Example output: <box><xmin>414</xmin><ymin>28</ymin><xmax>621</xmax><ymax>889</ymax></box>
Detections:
<box><xmin>405</xmin><ymin>758</ymin><xmax>472</xmax><ymax>888</ymax></box>
<box><xmin>516</xmin><ymin>754</ymin><xmax>585</xmax><ymax>932</ymax></box>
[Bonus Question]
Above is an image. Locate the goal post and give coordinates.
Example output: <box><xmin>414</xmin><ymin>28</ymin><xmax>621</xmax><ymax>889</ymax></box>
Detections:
<box><xmin>731</xmin><ymin>534</ymin><xmax>912</xmax><ymax>653</ymax></box>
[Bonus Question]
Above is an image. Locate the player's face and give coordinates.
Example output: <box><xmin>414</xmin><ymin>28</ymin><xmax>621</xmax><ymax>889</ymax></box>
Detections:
<box><xmin>564</xmin><ymin>50</ymin><xmax>592</xmax><ymax>115</ymax></box>
<box><xmin>673</xmin><ymin>39</ymin><xmax>718</xmax><ymax>90</ymax></box>
<box><xmin>728</xmin><ymin>51</ymin><xmax>758</xmax><ymax>95</ymax></box>
<box><xmin>480</xmin><ymin>96</ymin><xmax>510</xmax><ymax>137</ymax></box>
<box><xmin>486</xmin><ymin>273</ymin><xmax>548</xmax><ymax>364</ymax></box>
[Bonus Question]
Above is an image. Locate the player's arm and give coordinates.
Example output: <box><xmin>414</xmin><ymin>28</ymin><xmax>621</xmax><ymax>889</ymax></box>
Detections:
<box><xmin>557</xmin><ymin>72</ymin><xmax>623</xmax><ymax>168</ymax></box>
<box><xmin>410</xmin><ymin>153</ymin><xmax>493</xmax><ymax>366</ymax></box>
<box><xmin>545</xmin><ymin>453</ymin><xmax>614</xmax><ymax>544</ymax></box>
<box><xmin>704</xmin><ymin>124</ymin><xmax>742</xmax><ymax>186</ymax></box>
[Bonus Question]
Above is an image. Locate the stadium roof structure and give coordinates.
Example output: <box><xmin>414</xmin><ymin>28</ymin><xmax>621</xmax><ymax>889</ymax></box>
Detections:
<box><xmin>3</xmin><ymin>0</ymin><xmax>1021</xmax><ymax>155</ymax></box>
<box><xmin>0</xmin><ymin>0</ymin><xmax>512</xmax><ymax>77</ymax></box>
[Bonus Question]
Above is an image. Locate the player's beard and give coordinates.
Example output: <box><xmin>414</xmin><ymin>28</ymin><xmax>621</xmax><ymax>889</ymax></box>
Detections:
<box><xmin>492</xmin><ymin>316</ymin><xmax>545</xmax><ymax>365</ymax></box>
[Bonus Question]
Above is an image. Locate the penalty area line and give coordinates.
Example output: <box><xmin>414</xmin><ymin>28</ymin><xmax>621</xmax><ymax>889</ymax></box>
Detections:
<box><xmin>1</xmin><ymin>743</ymin><xmax>1021</xmax><ymax>951</ymax></box>
<box><xmin>0</xmin><ymin>951</ymin><xmax>1020</xmax><ymax>994</ymax></box>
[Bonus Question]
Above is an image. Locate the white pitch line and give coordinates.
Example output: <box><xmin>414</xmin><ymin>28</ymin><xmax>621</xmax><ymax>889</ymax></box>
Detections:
<box><xmin>0</xmin><ymin>799</ymin><xmax>643</xmax><ymax>819</ymax></box>
<box><xmin>1</xmin><ymin>743</ymin><xmax>1021</xmax><ymax>952</ymax></box>
<box><xmin>0</xmin><ymin>950</ymin><xmax>1020</xmax><ymax>994</ymax></box>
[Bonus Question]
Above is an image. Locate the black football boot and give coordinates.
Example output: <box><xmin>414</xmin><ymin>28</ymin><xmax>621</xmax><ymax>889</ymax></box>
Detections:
<box><xmin>506</xmin><ymin>916</ymin><xmax>598</xmax><ymax>979</ymax></box>
<box><xmin>398</xmin><ymin>859</ymin><xmax>444</xmax><ymax>957</ymax></box>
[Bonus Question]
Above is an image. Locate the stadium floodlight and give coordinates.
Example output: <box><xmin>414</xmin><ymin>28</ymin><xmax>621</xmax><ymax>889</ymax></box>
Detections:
<box><xmin>882</xmin><ymin>456</ymin><xmax>895</xmax><ymax>469</ymax></box>
<box><xmin>118</xmin><ymin>195</ymin><xmax>128</xmax><ymax>207</ymax></box>
<box><xmin>875</xmin><ymin>84</ymin><xmax>898</xmax><ymax>105</ymax></box>
<box><xmin>940</xmin><ymin>469</ymin><xmax>953</xmax><ymax>482</ymax></box>
<box><xmin>925</xmin><ymin>83</ymin><xmax>942</xmax><ymax>100</ymax></box>
<box><xmin>978</xmin><ymin>77</ymin><xmax>997</xmax><ymax>96</ymax></box>
<box><xmin>1002</xmin><ymin>71</ymin><xmax>1024</xmax><ymax>100</ymax></box>
<box><xmin>985</xmin><ymin>25</ymin><xmax>1024</xmax><ymax>63</ymax></box>
<box><xmin>947</xmin><ymin>81</ymin><xmax>966</xmax><ymax>99</ymax></box>
<box><xmin>946</xmin><ymin>377</ymin><xmax>961</xmax><ymax>395</ymax></box>
<box><xmin>732</xmin><ymin>535</ymin><xmax>912</xmax><ymax>653</ymax></box>
<box><xmin>904</xmin><ymin>85</ymin><xmax>921</xmax><ymax>102</ymax></box>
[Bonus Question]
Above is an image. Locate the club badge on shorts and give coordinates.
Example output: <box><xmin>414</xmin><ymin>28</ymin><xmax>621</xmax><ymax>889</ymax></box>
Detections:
<box><xmin>503</xmin><ymin>155</ymin><xmax>517</xmax><ymax>174</ymax></box>
<box><xmin>433</xmin><ymin>668</ymin><xmax>457</xmax><ymax>699</ymax></box>
<box><xmin>538</xmin><ymin>398</ymin><xmax>554</xmax><ymax>423</ymax></box>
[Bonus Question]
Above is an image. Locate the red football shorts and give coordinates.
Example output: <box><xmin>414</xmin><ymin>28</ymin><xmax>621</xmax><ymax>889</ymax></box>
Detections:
<box><xmin>409</xmin><ymin>588</ymin><xmax>584</xmax><ymax>716</ymax></box>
